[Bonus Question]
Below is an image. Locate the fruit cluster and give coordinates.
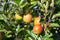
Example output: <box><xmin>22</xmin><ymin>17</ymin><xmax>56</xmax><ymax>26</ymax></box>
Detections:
<box><xmin>15</xmin><ymin>13</ymin><xmax>43</xmax><ymax>34</ymax></box>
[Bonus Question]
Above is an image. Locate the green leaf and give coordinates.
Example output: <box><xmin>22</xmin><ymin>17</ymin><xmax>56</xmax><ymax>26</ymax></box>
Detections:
<box><xmin>29</xmin><ymin>1</ymin><xmax>37</xmax><ymax>9</ymax></box>
<box><xmin>47</xmin><ymin>38</ymin><xmax>53</xmax><ymax>40</ymax></box>
<box><xmin>5</xmin><ymin>31</ymin><xmax>12</xmax><ymax>38</ymax></box>
<box><xmin>0</xmin><ymin>6</ymin><xmax>4</xmax><ymax>12</ymax></box>
<box><xmin>16</xmin><ymin>28</ymin><xmax>24</xmax><ymax>36</ymax></box>
<box><xmin>31</xmin><ymin>1</ymin><xmax>37</xmax><ymax>4</ymax></box>
<box><xmin>49</xmin><ymin>23</ymin><xmax>60</xmax><ymax>27</ymax></box>
<box><xmin>0</xmin><ymin>24</ymin><xmax>5</xmax><ymax>30</ymax></box>
<box><xmin>28</xmin><ymin>37</ymin><xmax>33</xmax><ymax>40</ymax></box>
<box><xmin>55</xmin><ymin>0</ymin><xmax>60</xmax><ymax>5</ymax></box>
<box><xmin>0</xmin><ymin>29</ymin><xmax>7</xmax><ymax>32</ymax></box>
<box><xmin>24</xmin><ymin>37</ymin><xmax>30</xmax><ymax>40</ymax></box>
<box><xmin>10</xmin><ymin>1</ymin><xmax>18</xmax><ymax>6</ymax></box>
<box><xmin>0</xmin><ymin>14</ymin><xmax>7</xmax><ymax>22</ymax></box>
<box><xmin>19</xmin><ymin>0</ymin><xmax>28</xmax><ymax>8</ymax></box>
<box><xmin>26</xmin><ymin>30</ymin><xmax>38</xmax><ymax>40</ymax></box>
<box><xmin>42</xmin><ymin>32</ymin><xmax>53</xmax><ymax>40</ymax></box>
<box><xmin>14</xmin><ymin>0</ymin><xmax>21</xmax><ymax>4</ymax></box>
<box><xmin>52</xmin><ymin>12</ymin><xmax>60</xmax><ymax>19</ymax></box>
<box><xmin>16</xmin><ymin>25</ymin><xmax>20</xmax><ymax>32</ymax></box>
<box><xmin>5</xmin><ymin>34</ymin><xmax>12</xmax><ymax>38</ymax></box>
<box><xmin>20</xmin><ymin>2</ymin><xmax>28</xmax><ymax>8</ymax></box>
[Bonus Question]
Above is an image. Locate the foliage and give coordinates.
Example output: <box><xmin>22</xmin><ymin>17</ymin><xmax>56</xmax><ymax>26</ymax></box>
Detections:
<box><xmin>0</xmin><ymin>0</ymin><xmax>60</xmax><ymax>40</ymax></box>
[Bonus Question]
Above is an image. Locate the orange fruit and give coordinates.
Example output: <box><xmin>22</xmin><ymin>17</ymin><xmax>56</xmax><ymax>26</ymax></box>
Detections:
<box><xmin>23</xmin><ymin>14</ymin><xmax>32</xmax><ymax>23</ymax></box>
<box><xmin>34</xmin><ymin>16</ymin><xmax>40</xmax><ymax>25</ymax></box>
<box><xmin>33</xmin><ymin>24</ymin><xmax>43</xmax><ymax>34</ymax></box>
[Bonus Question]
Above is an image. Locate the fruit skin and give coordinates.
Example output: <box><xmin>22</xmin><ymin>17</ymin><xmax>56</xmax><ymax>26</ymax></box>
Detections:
<box><xmin>15</xmin><ymin>13</ymin><xmax>22</xmax><ymax>20</ymax></box>
<box><xmin>23</xmin><ymin>14</ymin><xmax>32</xmax><ymax>23</ymax></box>
<box><xmin>34</xmin><ymin>16</ymin><xmax>40</xmax><ymax>25</ymax></box>
<box><xmin>33</xmin><ymin>24</ymin><xmax>43</xmax><ymax>34</ymax></box>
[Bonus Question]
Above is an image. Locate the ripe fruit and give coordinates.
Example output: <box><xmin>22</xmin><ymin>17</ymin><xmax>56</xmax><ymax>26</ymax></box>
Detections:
<box><xmin>33</xmin><ymin>24</ymin><xmax>43</xmax><ymax>34</ymax></box>
<box><xmin>23</xmin><ymin>14</ymin><xmax>32</xmax><ymax>23</ymax></box>
<box><xmin>15</xmin><ymin>13</ymin><xmax>22</xmax><ymax>20</ymax></box>
<box><xmin>34</xmin><ymin>16</ymin><xmax>40</xmax><ymax>25</ymax></box>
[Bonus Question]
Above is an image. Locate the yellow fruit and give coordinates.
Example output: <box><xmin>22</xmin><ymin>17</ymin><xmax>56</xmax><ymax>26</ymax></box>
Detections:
<box><xmin>23</xmin><ymin>14</ymin><xmax>32</xmax><ymax>23</ymax></box>
<box><xmin>34</xmin><ymin>16</ymin><xmax>40</xmax><ymax>25</ymax></box>
<box><xmin>15</xmin><ymin>13</ymin><xmax>22</xmax><ymax>20</ymax></box>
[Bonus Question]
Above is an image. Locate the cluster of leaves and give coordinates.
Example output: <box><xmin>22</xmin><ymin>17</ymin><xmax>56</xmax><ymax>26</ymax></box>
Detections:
<box><xmin>0</xmin><ymin>0</ymin><xmax>60</xmax><ymax>40</ymax></box>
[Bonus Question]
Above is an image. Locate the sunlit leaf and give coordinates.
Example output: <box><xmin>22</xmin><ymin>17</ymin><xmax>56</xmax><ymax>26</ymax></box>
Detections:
<box><xmin>49</xmin><ymin>23</ymin><xmax>60</xmax><ymax>27</ymax></box>
<box><xmin>0</xmin><ymin>14</ymin><xmax>7</xmax><ymax>22</ymax></box>
<box><xmin>42</xmin><ymin>32</ymin><xmax>53</xmax><ymax>40</ymax></box>
<box><xmin>20</xmin><ymin>2</ymin><xmax>28</xmax><ymax>8</ymax></box>
<box><xmin>14</xmin><ymin>0</ymin><xmax>21</xmax><ymax>4</ymax></box>
<box><xmin>26</xmin><ymin>30</ymin><xmax>38</xmax><ymax>40</ymax></box>
<box><xmin>5</xmin><ymin>31</ymin><xmax>12</xmax><ymax>38</ymax></box>
<box><xmin>52</xmin><ymin>12</ymin><xmax>60</xmax><ymax>19</ymax></box>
